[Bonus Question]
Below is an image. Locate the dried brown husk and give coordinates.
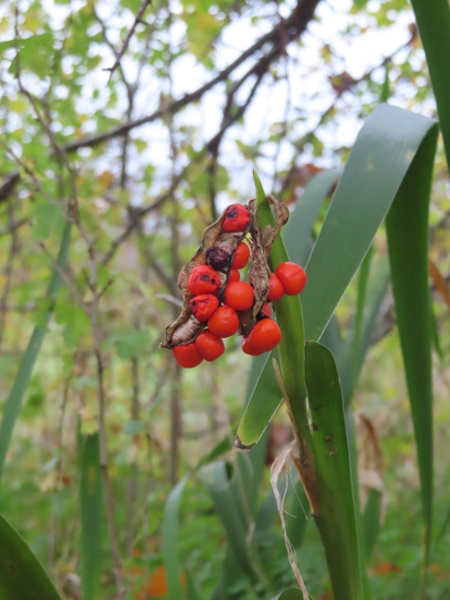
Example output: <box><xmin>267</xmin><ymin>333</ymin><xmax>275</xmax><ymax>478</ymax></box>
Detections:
<box><xmin>240</xmin><ymin>195</ymin><xmax>290</xmax><ymax>335</ymax></box>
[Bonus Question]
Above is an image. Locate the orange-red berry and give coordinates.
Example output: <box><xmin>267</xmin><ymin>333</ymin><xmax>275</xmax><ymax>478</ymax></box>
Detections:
<box><xmin>262</xmin><ymin>302</ymin><xmax>271</xmax><ymax>318</ymax></box>
<box><xmin>232</xmin><ymin>242</ymin><xmax>250</xmax><ymax>269</ymax></box>
<box><xmin>172</xmin><ymin>343</ymin><xmax>203</xmax><ymax>368</ymax></box>
<box><xmin>242</xmin><ymin>334</ymin><xmax>263</xmax><ymax>356</ymax></box>
<box><xmin>195</xmin><ymin>331</ymin><xmax>225</xmax><ymax>361</ymax></box>
<box><xmin>267</xmin><ymin>272</ymin><xmax>284</xmax><ymax>301</ymax></box>
<box><xmin>248</xmin><ymin>318</ymin><xmax>281</xmax><ymax>353</ymax></box>
<box><xmin>223</xmin><ymin>281</ymin><xmax>254</xmax><ymax>311</ymax></box>
<box><xmin>222</xmin><ymin>204</ymin><xmax>250</xmax><ymax>233</ymax></box>
<box><xmin>188</xmin><ymin>265</ymin><xmax>220</xmax><ymax>295</ymax></box>
<box><xmin>207</xmin><ymin>305</ymin><xmax>239</xmax><ymax>338</ymax></box>
<box><xmin>190</xmin><ymin>294</ymin><xmax>219</xmax><ymax>322</ymax></box>
<box><xmin>229</xmin><ymin>268</ymin><xmax>240</xmax><ymax>283</ymax></box>
<box><xmin>275</xmin><ymin>262</ymin><xmax>307</xmax><ymax>295</ymax></box>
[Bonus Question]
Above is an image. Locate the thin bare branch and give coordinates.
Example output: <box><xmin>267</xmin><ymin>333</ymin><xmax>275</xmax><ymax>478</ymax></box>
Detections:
<box><xmin>63</xmin><ymin>0</ymin><xmax>321</xmax><ymax>153</ymax></box>
<box><xmin>104</xmin><ymin>0</ymin><xmax>153</xmax><ymax>81</ymax></box>
<box><xmin>90</xmin><ymin>256</ymin><xmax>126</xmax><ymax>599</ymax></box>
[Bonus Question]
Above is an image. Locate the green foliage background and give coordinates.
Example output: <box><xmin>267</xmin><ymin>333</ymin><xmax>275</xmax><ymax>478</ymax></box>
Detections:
<box><xmin>0</xmin><ymin>0</ymin><xmax>449</xmax><ymax>598</ymax></box>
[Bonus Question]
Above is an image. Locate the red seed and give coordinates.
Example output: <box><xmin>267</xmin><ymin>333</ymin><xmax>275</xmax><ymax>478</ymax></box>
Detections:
<box><xmin>275</xmin><ymin>262</ymin><xmax>307</xmax><ymax>295</ymax></box>
<box><xmin>190</xmin><ymin>294</ymin><xmax>219</xmax><ymax>322</ymax></box>
<box><xmin>195</xmin><ymin>331</ymin><xmax>225</xmax><ymax>361</ymax></box>
<box><xmin>232</xmin><ymin>242</ymin><xmax>250</xmax><ymax>269</ymax></box>
<box><xmin>247</xmin><ymin>318</ymin><xmax>281</xmax><ymax>353</ymax></box>
<box><xmin>262</xmin><ymin>302</ymin><xmax>271</xmax><ymax>318</ymax></box>
<box><xmin>207</xmin><ymin>305</ymin><xmax>239</xmax><ymax>338</ymax></box>
<box><xmin>172</xmin><ymin>343</ymin><xmax>203</xmax><ymax>368</ymax></box>
<box><xmin>222</xmin><ymin>204</ymin><xmax>250</xmax><ymax>233</ymax></box>
<box><xmin>267</xmin><ymin>272</ymin><xmax>284</xmax><ymax>301</ymax></box>
<box><xmin>229</xmin><ymin>268</ymin><xmax>240</xmax><ymax>283</ymax></box>
<box><xmin>223</xmin><ymin>281</ymin><xmax>254</xmax><ymax>311</ymax></box>
<box><xmin>242</xmin><ymin>334</ymin><xmax>264</xmax><ymax>356</ymax></box>
<box><xmin>188</xmin><ymin>265</ymin><xmax>220</xmax><ymax>295</ymax></box>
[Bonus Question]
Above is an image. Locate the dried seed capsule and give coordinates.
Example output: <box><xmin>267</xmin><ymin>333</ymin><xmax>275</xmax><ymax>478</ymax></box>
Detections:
<box><xmin>187</xmin><ymin>265</ymin><xmax>220</xmax><ymax>295</ymax></box>
<box><xmin>222</xmin><ymin>204</ymin><xmax>250</xmax><ymax>233</ymax></box>
<box><xmin>190</xmin><ymin>294</ymin><xmax>219</xmax><ymax>322</ymax></box>
<box><xmin>205</xmin><ymin>246</ymin><xmax>231</xmax><ymax>271</ymax></box>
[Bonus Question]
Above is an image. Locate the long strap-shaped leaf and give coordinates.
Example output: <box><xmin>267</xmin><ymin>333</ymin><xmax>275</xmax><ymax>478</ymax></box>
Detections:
<box><xmin>409</xmin><ymin>0</ymin><xmax>450</xmax><ymax>168</ymax></box>
<box><xmin>0</xmin><ymin>220</ymin><xmax>72</xmax><ymax>484</ymax></box>
<box><xmin>237</xmin><ymin>104</ymin><xmax>437</xmax><ymax>449</ymax></box>
<box><xmin>386</xmin><ymin>126</ymin><xmax>436</xmax><ymax>582</ymax></box>
<box><xmin>305</xmin><ymin>341</ymin><xmax>365</xmax><ymax>600</ymax></box>
<box><xmin>0</xmin><ymin>512</ymin><xmax>62</xmax><ymax>600</ymax></box>
<box><xmin>162</xmin><ymin>436</ymin><xmax>231</xmax><ymax>600</ymax></box>
<box><xmin>283</xmin><ymin>169</ymin><xmax>340</xmax><ymax>266</ymax></box>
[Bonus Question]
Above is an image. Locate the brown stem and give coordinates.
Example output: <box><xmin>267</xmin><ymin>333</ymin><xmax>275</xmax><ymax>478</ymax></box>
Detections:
<box><xmin>104</xmin><ymin>0</ymin><xmax>153</xmax><ymax>80</ymax></box>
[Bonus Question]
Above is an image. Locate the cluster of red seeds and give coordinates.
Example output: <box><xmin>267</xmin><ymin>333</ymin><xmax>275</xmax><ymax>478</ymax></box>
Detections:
<box><xmin>172</xmin><ymin>204</ymin><xmax>307</xmax><ymax>368</ymax></box>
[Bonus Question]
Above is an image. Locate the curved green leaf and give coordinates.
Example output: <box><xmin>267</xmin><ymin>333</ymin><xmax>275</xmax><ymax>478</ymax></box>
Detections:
<box><xmin>201</xmin><ymin>461</ymin><xmax>265</xmax><ymax>583</ymax></box>
<box><xmin>0</xmin><ymin>513</ymin><xmax>62</xmax><ymax>600</ymax></box>
<box><xmin>302</xmin><ymin>104</ymin><xmax>437</xmax><ymax>342</ymax></box>
<box><xmin>305</xmin><ymin>341</ymin><xmax>364</xmax><ymax>600</ymax></box>
<box><xmin>236</xmin><ymin>105</ymin><xmax>437</xmax><ymax>453</ymax></box>
<box><xmin>283</xmin><ymin>169</ymin><xmax>340</xmax><ymax>265</ymax></box>
<box><xmin>337</xmin><ymin>256</ymin><xmax>390</xmax><ymax>407</ymax></box>
<box><xmin>386</xmin><ymin>124</ymin><xmax>437</xmax><ymax>576</ymax></box>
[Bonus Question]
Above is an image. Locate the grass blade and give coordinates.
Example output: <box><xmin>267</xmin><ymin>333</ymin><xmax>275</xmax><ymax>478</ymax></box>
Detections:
<box><xmin>337</xmin><ymin>256</ymin><xmax>390</xmax><ymax>407</ymax></box>
<box><xmin>0</xmin><ymin>513</ymin><xmax>62</xmax><ymax>600</ymax></box>
<box><xmin>0</xmin><ymin>221</ymin><xmax>71</xmax><ymax>484</ymax></box>
<box><xmin>162</xmin><ymin>436</ymin><xmax>231</xmax><ymax>600</ymax></box>
<box><xmin>386</xmin><ymin>124</ymin><xmax>437</xmax><ymax>582</ymax></box>
<box><xmin>201</xmin><ymin>461</ymin><xmax>265</xmax><ymax>583</ymax></box>
<box><xmin>80</xmin><ymin>433</ymin><xmax>102</xmax><ymax>600</ymax></box>
<box><xmin>305</xmin><ymin>341</ymin><xmax>365</xmax><ymax>600</ymax></box>
<box><xmin>363</xmin><ymin>489</ymin><xmax>382</xmax><ymax>559</ymax></box>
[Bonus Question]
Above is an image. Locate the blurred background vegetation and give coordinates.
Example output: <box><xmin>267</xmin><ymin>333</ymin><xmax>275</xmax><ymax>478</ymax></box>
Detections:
<box><xmin>0</xmin><ymin>0</ymin><xmax>448</xmax><ymax>598</ymax></box>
